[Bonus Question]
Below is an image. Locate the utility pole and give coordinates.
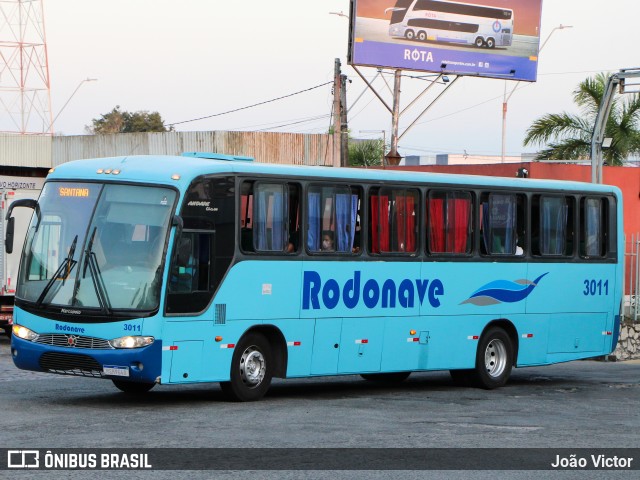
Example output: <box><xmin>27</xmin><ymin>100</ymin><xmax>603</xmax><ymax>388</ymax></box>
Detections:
<box><xmin>339</xmin><ymin>72</ymin><xmax>349</xmax><ymax>167</ymax></box>
<box><xmin>333</xmin><ymin>58</ymin><xmax>342</xmax><ymax>167</ymax></box>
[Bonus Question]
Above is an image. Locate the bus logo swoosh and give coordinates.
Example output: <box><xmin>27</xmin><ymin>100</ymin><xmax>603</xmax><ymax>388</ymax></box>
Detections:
<box><xmin>461</xmin><ymin>273</ymin><xmax>548</xmax><ymax>306</ymax></box>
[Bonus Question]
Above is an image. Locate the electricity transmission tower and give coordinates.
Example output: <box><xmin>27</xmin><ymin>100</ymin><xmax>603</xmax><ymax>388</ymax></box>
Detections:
<box><xmin>0</xmin><ymin>0</ymin><xmax>52</xmax><ymax>134</ymax></box>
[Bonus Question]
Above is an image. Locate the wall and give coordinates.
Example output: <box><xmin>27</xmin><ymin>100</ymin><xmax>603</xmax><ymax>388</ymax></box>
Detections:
<box><xmin>0</xmin><ymin>131</ymin><xmax>338</xmax><ymax>168</ymax></box>
<box><xmin>51</xmin><ymin>131</ymin><xmax>336</xmax><ymax>167</ymax></box>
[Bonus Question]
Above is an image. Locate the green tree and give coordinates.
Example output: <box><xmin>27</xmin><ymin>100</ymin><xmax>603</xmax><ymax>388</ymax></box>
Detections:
<box><xmin>523</xmin><ymin>73</ymin><xmax>640</xmax><ymax>165</ymax></box>
<box><xmin>348</xmin><ymin>138</ymin><xmax>384</xmax><ymax>167</ymax></box>
<box><xmin>86</xmin><ymin>106</ymin><xmax>172</xmax><ymax>134</ymax></box>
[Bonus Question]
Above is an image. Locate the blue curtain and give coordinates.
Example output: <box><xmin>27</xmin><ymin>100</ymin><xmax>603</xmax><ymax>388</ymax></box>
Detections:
<box><xmin>488</xmin><ymin>194</ymin><xmax>515</xmax><ymax>254</ymax></box>
<box><xmin>272</xmin><ymin>190</ymin><xmax>284</xmax><ymax>250</ymax></box>
<box><xmin>350</xmin><ymin>194</ymin><xmax>358</xmax><ymax>250</ymax></box>
<box><xmin>336</xmin><ymin>193</ymin><xmax>350</xmax><ymax>252</ymax></box>
<box><xmin>255</xmin><ymin>185</ymin><xmax>285</xmax><ymax>251</ymax></box>
<box><xmin>482</xmin><ymin>202</ymin><xmax>490</xmax><ymax>253</ymax></box>
<box><xmin>307</xmin><ymin>191</ymin><xmax>321</xmax><ymax>251</ymax></box>
<box><xmin>541</xmin><ymin>197</ymin><xmax>567</xmax><ymax>255</ymax></box>
<box><xmin>256</xmin><ymin>189</ymin><xmax>268</xmax><ymax>251</ymax></box>
<box><xmin>585</xmin><ymin>199</ymin><xmax>601</xmax><ymax>256</ymax></box>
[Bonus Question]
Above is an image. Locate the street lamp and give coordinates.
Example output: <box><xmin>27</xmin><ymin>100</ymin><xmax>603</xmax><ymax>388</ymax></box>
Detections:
<box><xmin>48</xmin><ymin>77</ymin><xmax>98</xmax><ymax>133</ymax></box>
<box><xmin>500</xmin><ymin>24</ymin><xmax>573</xmax><ymax>162</ymax></box>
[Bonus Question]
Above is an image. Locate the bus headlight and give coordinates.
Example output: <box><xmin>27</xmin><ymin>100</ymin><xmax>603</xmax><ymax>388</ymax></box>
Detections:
<box><xmin>13</xmin><ymin>324</ymin><xmax>38</xmax><ymax>341</ymax></box>
<box><xmin>109</xmin><ymin>336</ymin><xmax>154</xmax><ymax>349</ymax></box>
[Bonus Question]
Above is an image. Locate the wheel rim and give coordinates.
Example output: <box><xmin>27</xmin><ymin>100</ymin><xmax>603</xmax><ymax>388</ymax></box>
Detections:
<box><xmin>484</xmin><ymin>338</ymin><xmax>507</xmax><ymax>378</ymax></box>
<box><xmin>239</xmin><ymin>346</ymin><xmax>266</xmax><ymax>387</ymax></box>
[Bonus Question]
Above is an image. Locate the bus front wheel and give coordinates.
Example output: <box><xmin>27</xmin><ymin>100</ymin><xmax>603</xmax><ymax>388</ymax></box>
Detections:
<box><xmin>473</xmin><ymin>327</ymin><xmax>513</xmax><ymax>389</ymax></box>
<box><xmin>405</xmin><ymin>30</ymin><xmax>416</xmax><ymax>40</ymax></box>
<box><xmin>112</xmin><ymin>379</ymin><xmax>155</xmax><ymax>394</ymax></box>
<box><xmin>475</xmin><ymin>37</ymin><xmax>485</xmax><ymax>48</ymax></box>
<box><xmin>220</xmin><ymin>333</ymin><xmax>273</xmax><ymax>401</ymax></box>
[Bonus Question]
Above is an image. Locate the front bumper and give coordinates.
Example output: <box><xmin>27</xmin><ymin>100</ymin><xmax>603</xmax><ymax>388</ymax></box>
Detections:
<box><xmin>11</xmin><ymin>334</ymin><xmax>162</xmax><ymax>383</ymax></box>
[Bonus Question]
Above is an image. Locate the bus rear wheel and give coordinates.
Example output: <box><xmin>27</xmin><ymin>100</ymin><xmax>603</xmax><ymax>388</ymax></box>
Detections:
<box><xmin>220</xmin><ymin>333</ymin><xmax>273</xmax><ymax>402</ymax></box>
<box><xmin>360</xmin><ymin>372</ymin><xmax>411</xmax><ymax>383</ymax></box>
<box><xmin>405</xmin><ymin>30</ymin><xmax>416</xmax><ymax>40</ymax></box>
<box><xmin>486</xmin><ymin>37</ymin><xmax>496</xmax><ymax>49</ymax></box>
<box><xmin>473</xmin><ymin>327</ymin><xmax>513</xmax><ymax>389</ymax></box>
<box><xmin>417</xmin><ymin>31</ymin><xmax>427</xmax><ymax>42</ymax></box>
<box><xmin>475</xmin><ymin>36</ymin><xmax>485</xmax><ymax>48</ymax></box>
<box><xmin>112</xmin><ymin>379</ymin><xmax>155</xmax><ymax>394</ymax></box>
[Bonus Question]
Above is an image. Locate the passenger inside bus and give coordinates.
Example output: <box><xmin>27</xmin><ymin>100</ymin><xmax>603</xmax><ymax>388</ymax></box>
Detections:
<box><xmin>321</xmin><ymin>231</ymin><xmax>335</xmax><ymax>251</ymax></box>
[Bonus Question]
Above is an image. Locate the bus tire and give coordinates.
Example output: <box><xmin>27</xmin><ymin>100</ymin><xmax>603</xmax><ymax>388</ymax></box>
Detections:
<box><xmin>471</xmin><ymin>327</ymin><xmax>513</xmax><ymax>389</ymax></box>
<box><xmin>360</xmin><ymin>372</ymin><xmax>411</xmax><ymax>383</ymax></box>
<box><xmin>475</xmin><ymin>36</ymin><xmax>485</xmax><ymax>48</ymax></box>
<box><xmin>486</xmin><ymin>37</ymin><xmax>496</xmax><ymax>49</ymax></box>
<box><xmin>405</xmin><ymin>30</ymin><xmax>415</xmax><ymax>40</ymax></box>
<box><xmin>112</xmin><ymin>379</ymin><xmax>155</xmax><ymax>394</ymax></box>
<box><xmin>417</xmin><ymin>31</ymin><xmax>427</xmax><ymax>42</ymax></box>
<box><xmin>220</xmin><ymin>333</ymin><xmax>273</xmax><ymax>402</ymax></box>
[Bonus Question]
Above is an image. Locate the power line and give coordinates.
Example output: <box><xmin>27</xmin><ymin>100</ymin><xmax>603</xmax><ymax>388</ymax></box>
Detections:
<box><xmin>167</xmin><ymin>81</ymin><xmax>333</xmax><ymax>127</ymax></box>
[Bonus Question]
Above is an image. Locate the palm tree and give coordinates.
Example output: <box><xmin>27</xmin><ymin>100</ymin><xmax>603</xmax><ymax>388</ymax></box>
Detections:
<box><xmin>523</xmin><ymin>73</ymin><xmax>640</xmax><ymax>165</ymax></box>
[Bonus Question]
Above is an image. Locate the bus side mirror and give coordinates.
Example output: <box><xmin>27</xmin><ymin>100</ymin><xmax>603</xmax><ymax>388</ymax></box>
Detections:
<box><xmin>5</xmin><ymin>198</ymin><xmax>39</xmax><ymax>254</ymax></box>
<box><xmin>5</xmin><ymin>217</ymin><xmax>15</xmax><ymax>254</ymax></box>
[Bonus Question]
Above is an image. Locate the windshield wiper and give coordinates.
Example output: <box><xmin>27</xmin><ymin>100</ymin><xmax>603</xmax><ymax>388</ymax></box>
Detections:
<box><xmin>81</xmin><ymin>227</ymin><xmax>112</xmax><ymax>315</ymax></box>
<box><xmin>36</xmin><ymin>235</ymin><xmax>78</xmax><ymax>307</ymax></box>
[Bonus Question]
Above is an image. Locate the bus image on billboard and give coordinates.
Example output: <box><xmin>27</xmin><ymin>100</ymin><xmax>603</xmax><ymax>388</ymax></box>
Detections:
<box><xmin>387</xmin><ymin>0</ymin><xmax>514</xmax><ymax>49</ymax></box>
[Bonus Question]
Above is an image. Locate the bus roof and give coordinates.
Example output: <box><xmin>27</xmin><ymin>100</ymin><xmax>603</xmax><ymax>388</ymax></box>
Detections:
<box><xmin>47</xmin><ymin>155</ymin><xmax>620</xmax><ymax>195</ymax></box>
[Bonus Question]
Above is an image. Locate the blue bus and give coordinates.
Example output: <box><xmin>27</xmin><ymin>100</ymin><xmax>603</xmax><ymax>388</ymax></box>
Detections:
<box><xmin>7</xmin><ymin>153</ymin><xmax>623</xmax><ymax>401</ymax></box>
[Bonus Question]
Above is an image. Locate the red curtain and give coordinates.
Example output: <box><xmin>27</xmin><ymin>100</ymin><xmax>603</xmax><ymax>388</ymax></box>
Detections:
<box><xmin>429</xmin><ymin>198</ymin><xmax>445</xmax><ymax>252</ymax></box>
<box><xmin>379</xmin><ymin>196</ymin><xmax>390</xmax><ymax>252</ymax></box>
<box><xmin>370</xmin><ymin>196</ymin><xmax>379</xmax><ymax>253</ymax></box>
<box><xmin>452</xmin><ymin>198</ymin><xmax>469</xmax><ymax>253</ymax></box>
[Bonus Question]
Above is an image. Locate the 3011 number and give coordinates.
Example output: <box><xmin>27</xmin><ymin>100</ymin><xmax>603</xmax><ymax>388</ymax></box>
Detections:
<box><xmin>583</xmin><ymin>279</ymin><xmax>609</xmax><ymax>296</ymax></box>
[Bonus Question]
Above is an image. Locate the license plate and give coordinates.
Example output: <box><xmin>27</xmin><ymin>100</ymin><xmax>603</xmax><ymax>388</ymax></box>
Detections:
<box><xmin>103</xmin><ymin>365</ymin><xmax>130</xmax><ymax>377</ymax></box>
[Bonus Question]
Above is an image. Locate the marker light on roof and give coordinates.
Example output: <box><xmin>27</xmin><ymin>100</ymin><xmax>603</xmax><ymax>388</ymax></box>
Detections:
<box><xmin>112</xmin><ymin>169</ymin><xmax>121</xmax><ymax>175</ymax></box>
<box><xmin>105</xmin><ymin>169</ymin><xmax>112</xmax><ymax>174</ymax></box>
<box><xmin>171</xmin><ymin>174</ymin><xmax>181</xmax><ymax>180</ymax></box>
<box><xmin>96</xmin><ymin>169</ymin><xmax>104</xmax><ymax>174</ymax></box>
<box><xmin>48</xmin><ymin>168</ymin><xmax>55</xmax><ymax>174</ymax></box>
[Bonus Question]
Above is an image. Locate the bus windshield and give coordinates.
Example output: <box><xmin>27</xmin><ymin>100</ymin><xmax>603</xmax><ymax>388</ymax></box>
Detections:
<box><xmin>17</xmin><ymin>182</ymin><xmax>177</xmax><ymax>315</ymax></box>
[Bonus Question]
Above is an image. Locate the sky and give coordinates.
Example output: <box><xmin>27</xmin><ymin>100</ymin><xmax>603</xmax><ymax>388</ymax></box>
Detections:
<box><xmin>34</xmin><ymin>0</ymin><xmax>640</xmax><ymax>159</ymax></box>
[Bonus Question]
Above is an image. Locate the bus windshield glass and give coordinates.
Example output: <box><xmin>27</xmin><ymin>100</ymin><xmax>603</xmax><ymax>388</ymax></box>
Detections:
<box><xmin>17</xmin><ymin>182</ymin><xmax>177</xmax><ymax>315</ymax></box>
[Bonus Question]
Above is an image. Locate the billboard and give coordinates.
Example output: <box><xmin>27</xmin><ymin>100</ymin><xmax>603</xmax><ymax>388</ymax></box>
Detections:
<box><xmin>348</xmin><ymin>0</ymin><xmax>543</xmax><ymax>81</ymax></box>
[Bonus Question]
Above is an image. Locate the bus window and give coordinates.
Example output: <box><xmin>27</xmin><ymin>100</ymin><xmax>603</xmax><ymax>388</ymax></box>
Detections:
<box><xmin>240</xmin><ymin>181</ymin><xmax>300</xmax><ymax>254</ymax></box>
<box><xmin>26</xmin><ymin>215</ymin><xmax>61</xmax><ymax>281</ymax></box>
<box><xmin>532</xmin><ymin>195</ymin><xmax>574</xmax><ymax>256</ymax></box>
<box><xmin>581</xmin><ymin>197</ymin><xmax>607</xmax><ymax>258</ymax></box>
<box><xmin>426</xmin><ymin>190</ymin><xmax>472</xmax><ymax>255</ymax></box>
<box><xmin>480</xmin><ymin>193</ymin><xmax>526</xmax><ymax>255</ymax></box>
<box><xmin>307</xmin><ymin>185</ymin><xmax>361</xmax><ymax>254</ymax></box>
<box><xmin>166</xmin><ymin>176</ymin><xmax>234</xmax><ymax>315</ymax></box>
<box><xmin>369</xmin><ymin>187</ymin><xmax>419</xmax><ymax>254</ymax></box>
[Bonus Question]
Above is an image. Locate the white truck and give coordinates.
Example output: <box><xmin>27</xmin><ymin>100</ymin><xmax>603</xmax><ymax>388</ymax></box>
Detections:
<box><xmin>1</xmin><ymin>176</ymin><xmax>45</xmax><ymax>336</ymax></box>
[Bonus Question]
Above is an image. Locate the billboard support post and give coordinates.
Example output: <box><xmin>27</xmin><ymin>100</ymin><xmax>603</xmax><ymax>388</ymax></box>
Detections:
<box><xmin>386</xmin><ymin>70</ymin><xmax>403</xmax><ymax>166</ymax></box>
